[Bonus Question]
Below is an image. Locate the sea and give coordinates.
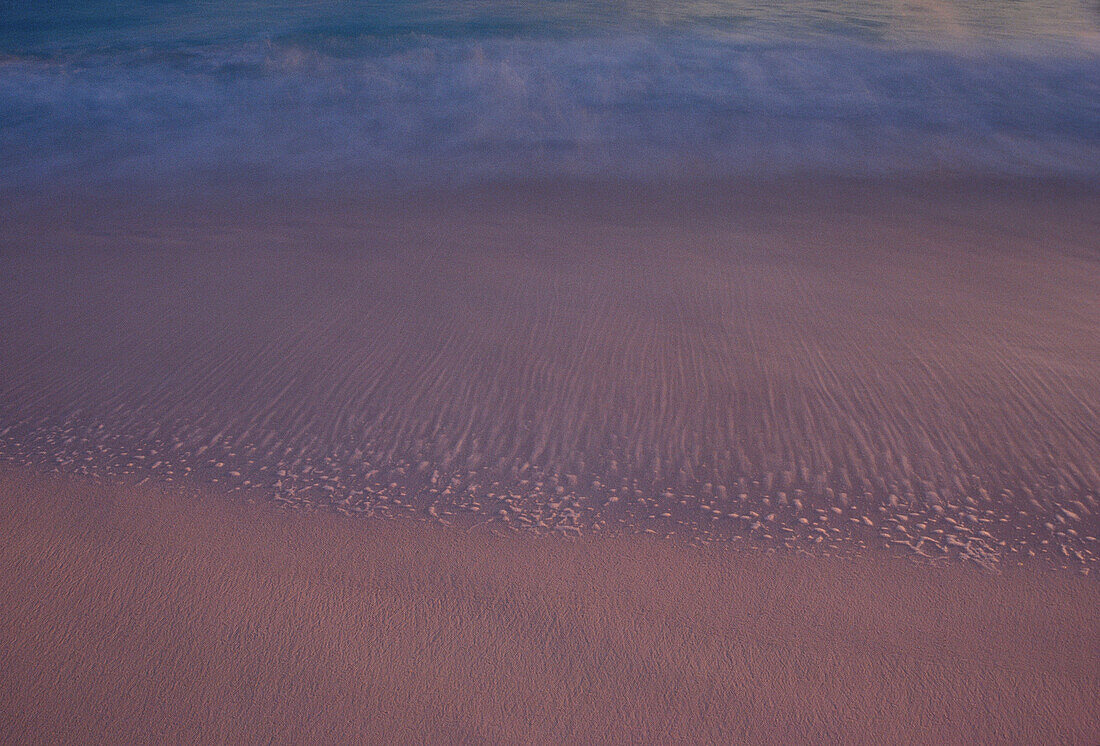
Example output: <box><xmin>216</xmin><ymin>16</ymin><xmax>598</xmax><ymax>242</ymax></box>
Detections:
<box><xmin>2</xmin><ymin>0</ymin><xmax>1099</xmax><ymax>189</ymax></box>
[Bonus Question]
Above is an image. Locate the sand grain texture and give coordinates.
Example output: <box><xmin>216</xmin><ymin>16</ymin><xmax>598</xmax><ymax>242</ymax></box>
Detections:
<box><xmin>1</xmin><ymin>468</ymin><xmax>1098</xmax><ymax>744</ymax></box>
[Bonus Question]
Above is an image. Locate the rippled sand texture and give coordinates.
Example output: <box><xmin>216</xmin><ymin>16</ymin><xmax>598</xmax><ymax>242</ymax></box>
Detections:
<box><xmin>2</xmin><ymin>469</ymin><xmax>1098</xmax><ymax>744</ymax></box>
<box><xmin>1</xmin><ymin>180</ymin><xmax>1098</xmax><ymax>569</ymax></box>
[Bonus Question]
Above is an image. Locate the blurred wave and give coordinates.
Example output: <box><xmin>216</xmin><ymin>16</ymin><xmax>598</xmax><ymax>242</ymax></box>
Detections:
<box><xmin>6</xmin><ymin>0</ymin><xmax>1099</xmax><ymax>51</ymax></box>
<box><xmin>2</xmin><ymin>1</ymin><xmax>1098</xmax><ymax>187</ymax></box>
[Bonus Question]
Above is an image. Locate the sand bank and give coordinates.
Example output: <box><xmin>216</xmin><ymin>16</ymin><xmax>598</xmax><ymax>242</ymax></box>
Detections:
<box><xmin>1</xmin><ymin>468</ymin><xmax>1096</xmax><ymax>744</ymax></box>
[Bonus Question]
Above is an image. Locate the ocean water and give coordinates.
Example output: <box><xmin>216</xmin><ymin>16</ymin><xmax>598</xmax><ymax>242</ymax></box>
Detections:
<box><xmin>2</xmin><ymin>0</ymin><xmax>1099</xmax><ymax>188</ymax></box>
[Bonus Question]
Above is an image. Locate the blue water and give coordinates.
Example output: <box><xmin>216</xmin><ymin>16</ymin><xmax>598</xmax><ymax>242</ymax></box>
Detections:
<box><xmin>2</xmin><ymin>0</ymin><xmax>1099</xmax><ymax>188</ymax></box>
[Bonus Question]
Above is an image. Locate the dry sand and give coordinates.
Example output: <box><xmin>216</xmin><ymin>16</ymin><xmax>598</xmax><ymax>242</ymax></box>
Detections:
<box><xmin>1</xmin><ymin>467</ymin><xmax>1097</xmax><ymax>744</ymax></box>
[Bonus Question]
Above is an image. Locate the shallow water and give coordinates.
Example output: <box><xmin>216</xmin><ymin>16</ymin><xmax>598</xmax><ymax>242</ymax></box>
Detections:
<box><xmin>1</xmin><ymin>183</ymin><xmax>1097</xmax><ymax>570</ymax></box>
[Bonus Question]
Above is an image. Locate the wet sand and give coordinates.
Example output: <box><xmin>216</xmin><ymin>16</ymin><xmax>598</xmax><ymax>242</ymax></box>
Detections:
<box><xmin>1</xmin><ymin>178</ymin><xmax>1097</xmax><ymax>568</ymax></box>
<box><xmin>1</xmin><ymin>467</ymin><xmax>1097</xmax><ymax>744</ymax></box>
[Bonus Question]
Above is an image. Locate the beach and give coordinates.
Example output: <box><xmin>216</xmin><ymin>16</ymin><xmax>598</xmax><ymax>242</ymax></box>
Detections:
<box><xmin>1</xmin><ymin>177</ymin><xmax>1098</xmax><ymax>741</ymax></box>
<box><xmin>2</xmin><ymin>466</ymin><xmax>1097</xmax><ymax>744</ymax></box>
<box><xmin>4</xmin><ymin>0</ymin><xmax>1099</xmax><ymax>740</ymax></box>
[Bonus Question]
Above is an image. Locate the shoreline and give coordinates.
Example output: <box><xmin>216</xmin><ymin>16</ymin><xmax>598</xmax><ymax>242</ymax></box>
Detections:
<box><xmin>4</xmin><ymin>170</ymin><xmax>1099</xmax><ymax>219</ymax></box>
<box><xmin>2</xmin><ymin>466</ymin><xmax>1098</xmax><ymax>743</ymax></box>
<box><xmin>7</xmin><ymin>459</ymin><xmax>1091</xmax><ymax>576</ymax></box>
